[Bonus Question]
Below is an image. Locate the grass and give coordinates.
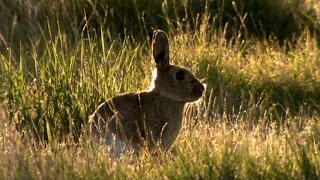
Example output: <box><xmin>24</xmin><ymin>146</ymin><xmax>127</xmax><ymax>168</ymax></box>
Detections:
<box><xmin>1</xmin><ymin>117</ymin><xmax>320</xmax><ymax>179</ymax></box>
<box><xmin>1</xmin><ymin>0</ymin><xmax>320</xmax><ymax>179</ymax></box>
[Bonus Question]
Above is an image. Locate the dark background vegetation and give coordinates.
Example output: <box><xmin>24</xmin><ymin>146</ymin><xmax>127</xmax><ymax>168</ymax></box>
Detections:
<box><xmin>1</xmin><ymin>0</ymin><xmax>319</xmax><ymax>53</ymax></box>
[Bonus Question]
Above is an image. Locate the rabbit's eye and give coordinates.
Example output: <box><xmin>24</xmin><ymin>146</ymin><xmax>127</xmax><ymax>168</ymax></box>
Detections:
<box><xmin>175</xmin><ymin>70</ymin><xmax>185</xmax><ymax>81</ymax></box>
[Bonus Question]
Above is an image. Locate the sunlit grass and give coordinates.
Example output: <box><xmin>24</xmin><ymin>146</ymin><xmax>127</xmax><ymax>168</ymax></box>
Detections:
<box><xmin>0</xmin><ymin>114</ymin><xmax>319</xmax><ymax>179</ymax></box>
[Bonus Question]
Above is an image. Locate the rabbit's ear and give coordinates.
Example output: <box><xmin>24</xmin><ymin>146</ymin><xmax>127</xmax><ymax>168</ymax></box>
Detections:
<box><xmin>152</xmin><ymin>30</ymin><xmax>170</xmax><ymax>68</ymax></box>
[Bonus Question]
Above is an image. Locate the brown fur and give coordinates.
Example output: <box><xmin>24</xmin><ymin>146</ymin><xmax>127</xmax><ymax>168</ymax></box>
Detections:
<box><xmin>89</xmin><ymin>30</ymin><xmax>204</xmax><ymax>153</ymax></box>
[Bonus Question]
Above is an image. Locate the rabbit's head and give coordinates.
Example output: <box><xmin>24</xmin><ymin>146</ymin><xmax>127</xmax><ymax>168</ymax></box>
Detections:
<box><xmin>150</xmin><ymin>30</ymin><xmax>204</xmax><ymax>103</ymax></box>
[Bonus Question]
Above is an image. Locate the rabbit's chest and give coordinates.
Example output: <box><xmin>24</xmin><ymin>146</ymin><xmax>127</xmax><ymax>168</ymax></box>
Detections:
<box><xmin>153</xmin><ymin>99</ymin><xmax>183</xmax><ymax>120</ymax></box>
<box><xmin>146</xmin><ymin>101</ymin><xmax>184</xmax><ymax>131</ymax></box>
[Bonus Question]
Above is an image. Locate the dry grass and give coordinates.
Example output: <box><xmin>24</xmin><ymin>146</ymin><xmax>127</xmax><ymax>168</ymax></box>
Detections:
<box><xmin>0</xmin><ymin>113</ymin><xmax>319</xmax><ymax>179</ymax></box>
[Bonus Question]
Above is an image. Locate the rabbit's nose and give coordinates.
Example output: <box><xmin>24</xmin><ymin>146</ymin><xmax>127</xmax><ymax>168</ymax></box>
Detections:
<box><xmin>199</xmin><ymin>83</ymin><xmax>204</xmax><ymax>92</ymax></box>
<box><xmin>195</xmin><ymin>83</ymin><xmax>205</xmax><ymax>92</ymax></box>
<box><xmin>200</xmin><ymin>84</ymin><xmax>205</xmax><ymax>92</ymax></box>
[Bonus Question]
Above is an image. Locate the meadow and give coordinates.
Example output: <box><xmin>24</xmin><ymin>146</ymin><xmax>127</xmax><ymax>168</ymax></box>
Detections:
<box><xmin>1</xmin><ymin>0</ymin><xmax>320</xmax><ymax>179</ymax></box>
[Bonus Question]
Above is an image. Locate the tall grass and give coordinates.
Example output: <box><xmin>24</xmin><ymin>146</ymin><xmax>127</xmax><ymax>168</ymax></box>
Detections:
<box><xmin>1</xmin><ymin>0</ymin><xmax>320</xmax><ymax>179</ymax></box>
<box><xmin>2</xmin><ymin>28</ymin><xmax>151</xmax><ymax>141</ymax></box>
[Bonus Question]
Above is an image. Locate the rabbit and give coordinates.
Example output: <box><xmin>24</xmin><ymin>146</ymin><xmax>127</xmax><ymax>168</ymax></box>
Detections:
<box><xmin>88</xmin><ymin>30</ymin><xmax>204</xmax><ymax>154</ymax></box>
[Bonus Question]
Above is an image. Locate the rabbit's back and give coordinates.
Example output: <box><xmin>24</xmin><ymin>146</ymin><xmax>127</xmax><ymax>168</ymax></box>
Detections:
<box><xmin>89</xmin><ymin>91</ymin><xmax>185</xmax><ymax>150</ymax></box>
